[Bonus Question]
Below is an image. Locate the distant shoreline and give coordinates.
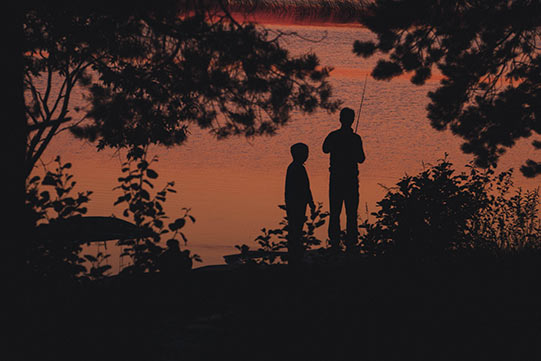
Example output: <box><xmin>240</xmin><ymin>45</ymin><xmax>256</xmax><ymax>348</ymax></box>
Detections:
<box><xmin>230</xmin><ymin>11</ymin><xmax>365</xmax><ymax>28</ymax></box>
<box><xmin>198</xmin><ymin>0</ymin><xmax>369</xmax><ymax>28</ymax></box>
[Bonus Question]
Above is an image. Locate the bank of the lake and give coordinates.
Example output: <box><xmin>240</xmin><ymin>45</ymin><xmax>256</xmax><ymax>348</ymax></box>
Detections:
<box><xmin>12</xmin><ymin>254</ymin><xmax>541</xmax><ymax>361</ymax></box>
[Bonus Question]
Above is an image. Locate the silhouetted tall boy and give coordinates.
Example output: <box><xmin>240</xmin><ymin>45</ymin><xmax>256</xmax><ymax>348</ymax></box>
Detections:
<box><xmin>285</xmin><ymin>143</ymin><xmax>315</xmax><ymax>265</ymax></box>
<box><xmin>323</xmin><ymin>107</ymin><xmax>366</xmax><ymax>251</ymax></box>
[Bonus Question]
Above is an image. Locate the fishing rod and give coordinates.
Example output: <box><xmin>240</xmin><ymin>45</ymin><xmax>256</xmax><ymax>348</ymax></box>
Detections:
<box><xmin>355</xmin><ymin>74</ymin><xmax>368</xmax><ymax>134</ymax></box>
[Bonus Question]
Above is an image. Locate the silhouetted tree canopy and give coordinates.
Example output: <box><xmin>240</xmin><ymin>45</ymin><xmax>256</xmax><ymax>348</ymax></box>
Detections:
<box><xmin>354</xmin><ymin>0</ymin><xmax>541</xmax><ymax>177</ymax></box>
<box><xmin>24</xmin><ymin>1</ymin><xmax>340</xmax><ymax>177</ymax></box>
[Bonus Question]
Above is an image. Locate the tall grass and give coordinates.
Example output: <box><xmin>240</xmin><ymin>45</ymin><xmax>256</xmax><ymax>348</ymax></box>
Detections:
<box><xmin>470</xmin><ymin>170</ymin><xmax>541</xmax><ymax>253</ymax></box>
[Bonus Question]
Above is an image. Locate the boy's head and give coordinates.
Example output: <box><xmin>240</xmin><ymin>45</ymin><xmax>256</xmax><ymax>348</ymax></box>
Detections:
<box><xmin>339</xmin><ymin>107</ymin><xmax>355</xmax><ymax>128</ymax></box>
<box><xmin>290</xmin><ymin>142</ymin><xmax>309</xmax><ymax>163</ymax></box>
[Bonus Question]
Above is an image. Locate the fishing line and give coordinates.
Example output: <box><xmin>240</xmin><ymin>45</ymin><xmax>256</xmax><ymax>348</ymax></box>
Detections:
<box><xmin>355</xmin><ymin>74</ymin><xmax>368</xmax><ymax>133</ymax></box>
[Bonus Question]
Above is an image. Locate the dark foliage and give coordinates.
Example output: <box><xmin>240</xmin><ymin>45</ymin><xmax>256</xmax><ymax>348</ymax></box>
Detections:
<box><xmin>359</xmin><ymin>157</ymin><xmax>541</xmax><ymax>257</ymax></box>
<box><xmin>235</xmin><ymin>202</ymin><xmax>328</xmax><ymax>264</ymax></box>
<box><xmin>25</xmin><ymin>156</ymin><xmax>94</xmax><ymax>281</ymax></box>
<box><xmin>233</xmin><ymin>158</ymin><xmax>539</xmax><ymax>264</ymax></box>
<box><xmin>468</xmin><ymin>168</ymin><xmax>541</xmax><ymax>252</ymax></box>
<box><xmin>23</xmin><ymin>148</ymin><xmax>199</xmax><ymax>281</ymax></box>
<box><xmin>15</xmin><ymin>256</ymin><xmax>541</xmax><ymax>361</ymax></box>
<box><xmin>354</xmin><ymin>0</ymin><xmax>541</xmax><ymax>177</ymax></box>
<box><xmin>23</xmin><ymin>2</ymin><xmax>340</xmax><ymax>178</ymax></box>
<box><xmin>114</xmin><ymin>146</ymin><xmax>199</xmax><ymax>275</ymax></box>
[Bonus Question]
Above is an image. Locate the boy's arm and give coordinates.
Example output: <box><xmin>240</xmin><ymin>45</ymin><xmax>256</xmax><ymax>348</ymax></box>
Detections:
<box><xmin>304</xmin><ymin>167</ymin><xmax>315</xmax><ymax>211</ymax></box>
<box><xmin>308</xmin><ymin>185</ymin><xmax>315</xmax><ymax>207</ymax></box>
<box><xmin>358</xmin><ymin>136</ymin><xmax>366</xmax><ymax>164</ymax></box>
<box><xmin>284</xmin><ymin>166</ymin><xmax>291</xmax><ymax>205</ymax></box>
<box><xmin>322</xmin><ymin>133</ymin><xmax>332</xmax><ymax>154</ymax></box>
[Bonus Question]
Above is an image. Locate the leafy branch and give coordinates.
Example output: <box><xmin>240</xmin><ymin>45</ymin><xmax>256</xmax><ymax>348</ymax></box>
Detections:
<box><xmin>113</xmin><ymin>146</ymin><xmax>199</xmax><ymax>274</ymax></box>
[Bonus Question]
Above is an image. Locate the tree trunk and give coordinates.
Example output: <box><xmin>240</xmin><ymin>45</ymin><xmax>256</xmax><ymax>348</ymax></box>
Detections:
<box><xmin>4</xmin><ymin>4</ymin><xmax>26</xmax><ymax>281</ymax></box>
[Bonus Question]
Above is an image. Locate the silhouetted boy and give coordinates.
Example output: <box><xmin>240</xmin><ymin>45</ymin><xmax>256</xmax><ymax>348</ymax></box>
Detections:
<box><xmin>285</xmin><ymin>143</ymin><xmax>315</xmax><ymax>265</ymax></box>
<box><xmin>323</xmin><ymin>107</ymin><xmax>366</xmax><ymax>251</ymax></box>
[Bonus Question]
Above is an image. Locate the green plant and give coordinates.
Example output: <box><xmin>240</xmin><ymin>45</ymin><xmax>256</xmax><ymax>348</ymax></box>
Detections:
<box><xmin>114</xmin><ymin>146</ymin><xmax>199</xmax><ymax>274</ymax></box>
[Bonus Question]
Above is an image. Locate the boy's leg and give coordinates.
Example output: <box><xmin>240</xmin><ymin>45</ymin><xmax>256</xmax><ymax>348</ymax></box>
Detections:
<box><xmin>344</xmin><ymin>178</ymin><xmax>360</xmax><ymax>251</ymax></box>
<box><xmin>287</xmin><ymin>212</ymin><xmax>304</xmax><ymax>265</ymax></box>
<box><xmin>328</xmin><ymin>175</ymin><xmax>343</xmax><ymax>247</ymax></box>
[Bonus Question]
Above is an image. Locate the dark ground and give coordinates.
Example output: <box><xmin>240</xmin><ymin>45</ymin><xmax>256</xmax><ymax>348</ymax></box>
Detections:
<box><xmin>9</xmin><ymin>255</ymin><xmax>541</xmax><ymax>361</ymax></box>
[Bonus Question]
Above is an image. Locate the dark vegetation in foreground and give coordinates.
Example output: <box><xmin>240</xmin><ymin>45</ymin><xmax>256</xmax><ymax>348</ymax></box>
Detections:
<box><xmin>15</xmin><ymin>156</ymin><xmax>541</xmax><ymax>360</ymax></box>
<box><xmin>25</xmin><ymin>148</ymin><xmax>199</xmax><ymax>282</ymax></box>
<box><xmin>14</xmin><ymin>255</ymin><xmax>541</xmax><ymax>361</ymax></box>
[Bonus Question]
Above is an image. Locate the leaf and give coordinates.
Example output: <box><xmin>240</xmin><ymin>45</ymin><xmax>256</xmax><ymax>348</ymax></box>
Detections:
<box><xmin>146</xmin><ymin>169</ymin><xmax>158</xmax><ymax>179</ymax></box>
<box><xmin>180</xmin><ymin>232</ymin><xmax>188</xmax><ymax>245</ymax></box>
<box><xmin>52</xmin><ymin>201</ymin><xmax>63</xmax><ymax>212</ymax></box>
<box><xmin>192</xmin><ymin>254</ymin><xmax>202</xmax><ymax>263</ymax></box>
<box><xmin>169</xmin><ymin>218</ymin><xmax>186</xmax><ymax>231</ymax></box>
<box><xmin>97</xmin><ymin>265</ymin><xmax>112</xmax><ymax>273</ymax></box>
<box><xmin>84</xmin><ymin>254</ymin><xmax>97</xmax><ymax>262</ymax></box>
<box><xmin>140</xmin><ymin>189</ymin><xmax>150</xmax><ymax>200</ymax></box>
<box><xmin>40</xmin><ymin>191</ymin><xmax>50</xmax><ymax>202</ymax></box>
<box><xmin>353</xmin><ymin>40</ymin><xmax>377</xmax><ymax>58</ymax></box>
<box><xmin>42</xmin><ymin>174</ymin><xmax>56</xmax><ymax>186</ymax></box>
<box><xmin>143</xmin><ymin>179</ymin><xmax>154</xmax><ymax>189</ymax></box>
<box><xmin>114</xmin><ymin>195</ymin><xmax>126</xmax><ymax>206</ymax></box>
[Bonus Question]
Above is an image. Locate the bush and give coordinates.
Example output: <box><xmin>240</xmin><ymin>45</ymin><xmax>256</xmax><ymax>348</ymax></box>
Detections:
<box><xmin>235</xmin><ymin>202</ymin><xmax>328</xmax><ymax>264</ymax></box>
<box><xmin>359</xmin><ymin>156</ymin><xmax>541</xmax><ymax>258</ymax></box>
<box><xmin>469</xmin><ymin>169</ymin><xmax>541</xmax><ymax>253</ymax></box>
<box><xmin>24</xmin><ymin>149</ymin><xmax>200</xmax><ymax>281</ymax></box>
<box><xmin>114</xmin><ymin>146</ymin><xmax>200</xmax><ymax>275</ymax></box>
<box><xmin>25</xmin><ymin>156</ymin><xmax>94</xmax><ymax>281</ymax></box>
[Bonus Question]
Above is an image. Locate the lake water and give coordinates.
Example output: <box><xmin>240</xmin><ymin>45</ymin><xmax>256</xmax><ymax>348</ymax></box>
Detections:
<box><xmin>39</xmin><ymin>22</ymin><xmax>538</xmax><ymax>270</ymax></box>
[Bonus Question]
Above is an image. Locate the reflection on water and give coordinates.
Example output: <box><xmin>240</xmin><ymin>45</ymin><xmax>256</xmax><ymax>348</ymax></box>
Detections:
<box><xmin>39</xmin><ymin>23</ymin><xmax>538</xmax><ymax>269</ymax></box>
